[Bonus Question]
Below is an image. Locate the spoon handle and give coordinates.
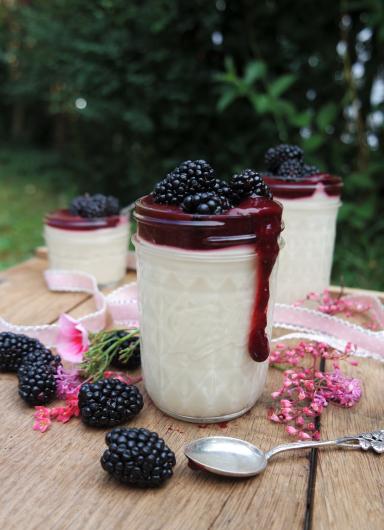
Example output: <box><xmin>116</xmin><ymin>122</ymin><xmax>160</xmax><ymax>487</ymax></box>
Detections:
<box><xmin>265</xmin><ymin>429</ymin><xmax>384</xmax><ymax>460</ymax></box>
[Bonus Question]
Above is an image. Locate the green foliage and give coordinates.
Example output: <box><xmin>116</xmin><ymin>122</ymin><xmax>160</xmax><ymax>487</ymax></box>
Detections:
<box><xmin>0</xmin><ymin>0</ymin><xmax>382</xmax><ymax>288</ymax></box>
<box><xmin>0</xmin><ymin>147</ymin><xmax>77</xmax><ymax>269</ymax></box>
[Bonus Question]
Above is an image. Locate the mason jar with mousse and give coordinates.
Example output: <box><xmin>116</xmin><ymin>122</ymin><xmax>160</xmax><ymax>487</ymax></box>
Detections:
<box><xmin>264</xmin><ymin>174</ymin><xmax>342</xmax><ymax>304</ymax></box>
<box><xmin>134</xmin><ymin>161</ymin><xmax>283</xmax><ymax>423</ymax></box>
<box><xmin>44</xmin><ymin>193</ymin><xmax>129</xmax><ymax>286</ymax></box>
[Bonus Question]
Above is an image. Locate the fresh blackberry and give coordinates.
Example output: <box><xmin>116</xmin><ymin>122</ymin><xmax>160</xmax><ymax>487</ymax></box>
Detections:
<box><xmin>229</xmin><ymin>169</ymin><xmax>272</xmax><ymax>203</ymax></box>
<box><xmin>101</xmin><ymin>427</ymin><xmax>176</xmax><ymax>487</ymax></box>
<box><xmin>0</xmin><ymin>332</ymin><xmax>53</xmax><ymax>372</ymax></box>
<box><xmin>265</xmin><ymin>144</ymin><xmax>304</xmax><ymax>172</ymax></box>
<box><xmin>278</xmin><ymin>159</ymin><xmax>304</xmax><ymax>179</ymax></box>
<box><xmin>303</xmin><ymin>164</ymin><xmax>321</xmax><ymax>176</ymax></box>
<box><xmin>173</xmin><ymin>159</ymin><xmax>215</xmax><ymax>188</ymax></box>
<box><xmin>153</xmin><ymin>160</ymin><xmax>215</xmax><ymax>205</ymax></box>
<box><xmin>181</xmin><ymin>192</ymin><xmax>230</xmax><ymax>215</ymax></box>
<box><xmin>23</xmin><ymin>349</ymin><xmax>61</xmax><ymax>367</ymax></box>
<box><xmin>69</xmin><ymin>193</ymin><xmax>120</xmax><ymax>218</ymax></box>
<box><xmin>209</xmin><ymin>179</ymin><xmax>233</xmax><ymax>200</ymax></box>
<box><xmin>78</xmin><ymin>378</ymin><xmax>144</xmax><ymax>427</ymax></box>
<box><xmin>153</xmin><ymin>172</ymin><xmax>190</xmax><ymax>205</ymax></box>
<box><xmin>18</xmin><ymin>362</ymin><xmax>58</xmax><ymax>406</ymax></box>
<box><xmin>108</xmin><ymin>330</ymin><xmax>141</xmax><ymax>370</ymax></box>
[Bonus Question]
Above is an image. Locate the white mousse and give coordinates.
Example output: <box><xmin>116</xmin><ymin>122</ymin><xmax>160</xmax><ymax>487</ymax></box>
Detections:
<box><xmin>134</xmin><ymin>236</ymin><xmax>278</xmax><ymax>422</ymax></box>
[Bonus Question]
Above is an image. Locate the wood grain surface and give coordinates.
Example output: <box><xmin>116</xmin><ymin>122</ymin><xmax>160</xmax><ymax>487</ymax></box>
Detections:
<box><xmin>0</xmin><ymin>258</ymin><xmax>382</xmax><ymax>530</ymax></box>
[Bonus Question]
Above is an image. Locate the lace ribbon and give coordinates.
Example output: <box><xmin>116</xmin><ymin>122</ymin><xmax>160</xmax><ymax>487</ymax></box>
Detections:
<box><xmin>0</xmin><ymin>269</ymin><xmax>382</xmax><ymax>360</ymax></box>
<box><xmin>0</xmin><ymin>270</ymin><xmax>139</xmax><ymax>347</ymax></box>
<box><xmin>273</xmin><ymin>303</ymin><xmax>384</xmax><ymax>362</ymax></box>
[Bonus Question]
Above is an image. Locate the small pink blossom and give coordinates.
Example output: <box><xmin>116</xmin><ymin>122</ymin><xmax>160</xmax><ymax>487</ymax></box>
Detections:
<box><xmin>32</xmin><ymin>394</ymin><xmax>80</xmax><ymax>433</ymax></box>
<box><xmin>56</xmin><ymin>314</ymin><xmax>89</xmax><ymax>363</ymax></box>
<box><xmin>55</xmin><ymin>365</ymin><xmax>83</xmax><ymax>399</ymax></box>
<box><xmin>269</xmin><ymin>340</ymin><xmax>362</xmax><ymax>441</ymax></box>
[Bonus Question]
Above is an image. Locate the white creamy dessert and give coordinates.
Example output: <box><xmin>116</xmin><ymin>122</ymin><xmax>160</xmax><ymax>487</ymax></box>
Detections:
<box><xmin>135</xmin><ymin>238</ymin><xmax>279</xmax><ymax>420</ymax></box>
<box><xmin>44</xmin><ymin>194</ymin><xmax>129</xmax><ymax>286</ymax></box>
<box><xmin>134</xmin><ymin>181</ymin><xmax>283</xmax><ymax>423</ymax></box>
<box><xmin>264</xmin><ymin>176</ymin><xmax>342</xmax><ymax>305</ymax></box>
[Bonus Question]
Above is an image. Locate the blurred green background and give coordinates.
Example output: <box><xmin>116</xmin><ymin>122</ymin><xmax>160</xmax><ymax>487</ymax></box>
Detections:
<box><xmin>0</xmin><ymin>0</ymin><xmax>383</xmax><ymax>289</ymax></box>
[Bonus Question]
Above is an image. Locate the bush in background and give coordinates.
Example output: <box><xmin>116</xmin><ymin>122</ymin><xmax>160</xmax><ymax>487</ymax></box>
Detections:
<box><xmin>0</xmin><ymin>0</ymin><xmax>383</xmax><ymax>288</ymax></box>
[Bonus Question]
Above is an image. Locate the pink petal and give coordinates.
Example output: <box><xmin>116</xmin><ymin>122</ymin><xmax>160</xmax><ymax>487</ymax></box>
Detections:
<box><xmin>58</xmin><ymin>313</ymin><xmax>79</xmax><ymax>335</ymax></box>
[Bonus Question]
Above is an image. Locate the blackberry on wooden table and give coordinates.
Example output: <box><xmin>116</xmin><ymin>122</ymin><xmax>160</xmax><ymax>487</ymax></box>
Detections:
<box><xmin>101</xmin><ymin>427</ymin><xmax>176</xmax><ymax>487</ymax></box>
<box><xmin>0</xmin><ymin>332</ymin><xmax>55</xmax><ymax>372</ymax></box>
<box><xmin>18</xmin><ymin>361</ymin><xmax>58</xmax><ymax>406</ymax></box>
<box><xmin>78</xmin><ymin>378</ymin><xmax>144</xmax><ymax>427</ymax></box>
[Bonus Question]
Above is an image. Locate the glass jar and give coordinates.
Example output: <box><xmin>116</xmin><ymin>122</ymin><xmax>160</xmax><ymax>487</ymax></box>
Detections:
<box><xmin>44</xmin><ymin>210</ymin><xmax>129</xmax><ymax>286</ymax></box>
<box><xmin>134</xmin><ymin>195</ymin><xmax>283</xmax><ymax>423</ymax></box>
<box><xmin>264</xmin><ymin>174</ymin><xmax>342</xmax><ymax>304</ymax></box>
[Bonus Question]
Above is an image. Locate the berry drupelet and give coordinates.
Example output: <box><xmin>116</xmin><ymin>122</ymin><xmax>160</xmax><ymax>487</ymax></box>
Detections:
<box><xmin>182</xmin><ymin>192</ymin><xmax>230</xmax><ymax>215</ymax></box>
<box><xmin>18</xmin><ymin>361</ymin><xmax>58</xmax><ymax>406</ymax></box>
<box><xmin>264</xmin><ymin>144</ymin><xmax>304</xmax><ymax>172</ymax></box>
<box><xmin>303</xmin><ymin>164</ymin><xmax>321</xmax><ymax>176</ymax></box>
<box><xmin>153</xmin><ymin>160</ymin><xmax>215</xmax><ymax>205</ymax></box>
<box><xmin>0</xmin><ymin>332</ymin><xmax>56</xmax><ymax>372</ymax></box>
<box><xmin>229</xmin><ymin>169</ymin><xmax>272</xmax><ymax>203</ymax></box>
<box><xmin>101</xmin><ymin>427</ymin><xmax>176</xmax><ymax>487</ymax></box>
<box><xmin>69</xmin><ymin>194</ymin><xmax>120</xmax><ymax>218</ymax></box>
<box><xmin>78</xmin><ymin>378</ymin><xmax>144</xmax><ymax>427</ymax></box>
<box><xmin>278</xmin><ymin>159</ymin><xmax>304</xmax><ymax>179</ymax></box>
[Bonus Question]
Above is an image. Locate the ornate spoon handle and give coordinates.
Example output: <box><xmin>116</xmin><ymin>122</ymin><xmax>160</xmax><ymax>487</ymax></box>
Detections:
<box><xmin>265</xmin><ymin>429</ymin><xmax>384</xmax><ymax>460</ymax></box>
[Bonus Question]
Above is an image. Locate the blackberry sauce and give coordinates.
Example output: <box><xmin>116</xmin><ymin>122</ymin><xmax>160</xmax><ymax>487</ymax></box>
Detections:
<box><xmin>135</xmin><ymin>194</ymin><xmax>283</xmax><ymax>362</ymax></box>
<box><xmin>264</xmin><ymin>173</ymin><xmax>342</xmax><ymax>200</ymax></box>
<box><xmin>45</xmin><ymin>209</ymin><xmax>125</xmax><ymax>231</ymax></box>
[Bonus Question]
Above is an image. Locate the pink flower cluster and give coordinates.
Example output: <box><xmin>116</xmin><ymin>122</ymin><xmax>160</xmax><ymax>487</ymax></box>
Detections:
<box><xmin>269</xmin><ymin>341</ymin><xmax>362</xmax><ymax>440</ymax></box>
<box><xmin>297</xmin><ymin>289</ymin><xmax>379</xmax><ymax>330</ymax></box>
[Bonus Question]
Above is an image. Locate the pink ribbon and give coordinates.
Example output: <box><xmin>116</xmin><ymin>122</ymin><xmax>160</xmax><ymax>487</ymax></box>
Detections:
<box><xmin>0</xmin><ymin>270</ymin><xmax>139</xmax><ymax>347</ymax></box>
<box><xmin>0</xmin><ymin>268</ymin><xmax>382</xmax><ymax>361</ymax></box>
<box><xmin>274</xmin><ymin>300</ymin><xmax>384</xmax><ymax>361</ymax></box>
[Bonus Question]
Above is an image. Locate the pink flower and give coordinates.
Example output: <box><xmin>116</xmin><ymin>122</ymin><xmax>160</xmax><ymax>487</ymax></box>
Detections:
<box><xmin>56</xmin><ymin>314</ymin><xmax>89</xmax><ymax>363</ymax></box>
<box><xmin>55</xmin><ymin>365</ymin><xmax>83</xmax><ymax>399</ymax></box>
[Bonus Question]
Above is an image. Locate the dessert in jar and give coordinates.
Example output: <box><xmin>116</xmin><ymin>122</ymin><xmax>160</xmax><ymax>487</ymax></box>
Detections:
<box><xmin>263</xmin><ymin>145</ymin><xmax>342</xmax><ymax>304</ymax></box>
<box><xmin>134</xmin><ymin>161</ymin><xmax>283</xmax><ymax>423</ymax></box>
<box><xmin>44</xmin><ymin>193</ymin><xmax>129</xmax><ymax>286</ymax></box>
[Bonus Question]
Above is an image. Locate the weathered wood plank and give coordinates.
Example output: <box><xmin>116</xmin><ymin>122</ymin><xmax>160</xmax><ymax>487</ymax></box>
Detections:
<box><xmin>0</xmin><ymin>364</ymin><xmax>311</xmax><ymax>530</ymax></box>
<box><xmin>0</xmin><ymin>258</ymin><xmax>89</xmax><ymax>325</ymax></box>
<box><xmin>313</xmin><ymin>357</ymin><xmax>384</xmax><ymax>530</ymax></box>
<box><xmin>0</xmin><ymin>263</ymin><xmax>311</xmax><ymax>530</ymax></box>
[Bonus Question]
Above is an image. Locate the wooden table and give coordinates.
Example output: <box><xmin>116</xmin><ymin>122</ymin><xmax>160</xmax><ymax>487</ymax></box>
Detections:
<box><xmin>0</xmin><ymin>258</ymin><xmax>382</xmax><ymax>530</ymax></box>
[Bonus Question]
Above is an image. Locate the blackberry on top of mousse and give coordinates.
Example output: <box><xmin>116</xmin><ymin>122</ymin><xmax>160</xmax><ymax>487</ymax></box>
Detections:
<box><xmin>152</xmin><ymin>159</ymin><xmax>273</xmax><ymax>215</ymax></box>
<box><xmin>44</xmin><ymin>192</ymin><xmax>129</xmax><ymax>285</ymax></box>
<box><xmin>264</xmin><ymin>144</ymin><xmax>320</xmax><ymax>180</ymax></box>
<box><xmin>69</xmin><ymin>193</ymin><xmax>120</xmax><ymax>218</ymax></box>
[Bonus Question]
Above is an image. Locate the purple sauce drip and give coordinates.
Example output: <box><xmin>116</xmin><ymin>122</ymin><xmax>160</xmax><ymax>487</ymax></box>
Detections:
<box><xmin>135</xmin><ymin>194</ymin><xmax>283</xmax><ymax>362</ymax></box>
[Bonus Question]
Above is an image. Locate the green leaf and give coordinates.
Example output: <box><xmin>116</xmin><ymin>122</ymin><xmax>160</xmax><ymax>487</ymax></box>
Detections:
<box><xmin>217</xmin><ymin>89</ymin><xmax>238</xmax><ymax>112</ymax></box>
<box><xmin>302</xmin><ymin>133</ymin><xmax>325</xmax><ymax>151</ymax></box>
<box><xmin>288</xmin><ymin>110</ymin><xmax>311</xmax><ymax>128</ymax></box>
<box><xmin>268</xmin><ymin>74</ymin><xmax>296</xmax><ymax>98</ymax></box>
<box><xmin>316</xmin><ymin>103</ymin><xmax>338</xmax><ymax>131</ymax></box>
<box><xmin>249</xmin><ymin>93</ymin><xmax>273</xmax><ymax>114</ymax></box>
<box><xmin>243</xmin><ymin>60</ymin><xmax>267</xmax><ymax>86</ymax></box>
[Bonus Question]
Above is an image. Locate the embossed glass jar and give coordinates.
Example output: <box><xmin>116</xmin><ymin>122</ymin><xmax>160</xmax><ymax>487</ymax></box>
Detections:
<box><xmin>264</xmin><ymin>174</ymin><xmax>342</xmax><ymax>304</ymax></box>
<box><xmin>44</xmin><ymin>210</ymin><xmax>129</xmax><ymax>286</ymax></box>
<box><xmin>134</xmin><ymin>195</ymin><xmax>283</xmax><ymax>423</ymax></box>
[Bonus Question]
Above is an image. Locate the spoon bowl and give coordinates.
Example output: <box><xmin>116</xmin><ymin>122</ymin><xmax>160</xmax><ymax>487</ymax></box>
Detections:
<box><xmin>185</xmin><ymin>437</ymin><xmax>267</xmax><ymax>477</ymax></box>
<box><xmin>184</xmin><ymin>430</ymin><xmax>383</xmax><ymax>478</ymax></box>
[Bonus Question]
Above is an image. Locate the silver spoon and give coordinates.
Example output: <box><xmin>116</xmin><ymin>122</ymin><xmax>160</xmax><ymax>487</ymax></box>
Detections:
<box><xmin>184</xmin><ymin>429</ymin><xmax>384</xmax><ymax>478</ymax></box>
